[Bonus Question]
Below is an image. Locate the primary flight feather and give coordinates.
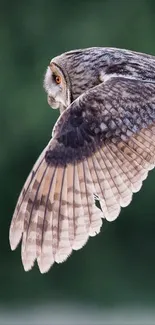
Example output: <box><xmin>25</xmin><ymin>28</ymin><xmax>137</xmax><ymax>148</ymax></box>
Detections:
<box><xmin>9</xmin><ymin>47</ymin><xmax>155</xmax><ymax>273</ymax></box>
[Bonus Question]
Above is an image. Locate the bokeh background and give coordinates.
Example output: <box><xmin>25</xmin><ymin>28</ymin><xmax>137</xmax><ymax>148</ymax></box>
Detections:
<box><xmin>1</xmin><ymin>0</ymin><xmax>155</xmax><ymax>323</ymax></box>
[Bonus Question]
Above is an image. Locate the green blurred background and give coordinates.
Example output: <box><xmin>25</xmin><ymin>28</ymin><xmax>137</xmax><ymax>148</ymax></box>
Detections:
<box><xmin>1</xmin><ymin>0</ymin><xmax>155</xmax><ymax>323</ymax></box>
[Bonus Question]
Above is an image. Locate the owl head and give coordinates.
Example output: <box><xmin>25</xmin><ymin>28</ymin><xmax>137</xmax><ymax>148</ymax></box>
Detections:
<box><xmin>43</xmin><ymin>48</ymin><xmax>105</xmax><ymax>113</ymax></box>
<box><xmin>43</xmin><ymin>61</ymin><xmax>71</xmax><ymax>114</ymax></box>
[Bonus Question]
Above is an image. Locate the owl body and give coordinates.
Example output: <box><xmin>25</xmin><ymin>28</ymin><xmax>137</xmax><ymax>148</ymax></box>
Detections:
<box><xmin>9</xmin><ymin>47</ymin><xmax>155</xmax><ymax>273</ymax></box>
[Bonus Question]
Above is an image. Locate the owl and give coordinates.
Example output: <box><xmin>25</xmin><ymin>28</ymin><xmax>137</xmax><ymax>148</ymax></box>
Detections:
<box><xmin>9</xmin><ymin>47</ymin><xmax>155</xmax><ymax>273</ymax></box>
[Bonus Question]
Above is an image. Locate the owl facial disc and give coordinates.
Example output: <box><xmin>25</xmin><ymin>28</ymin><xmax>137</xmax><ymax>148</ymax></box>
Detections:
<box><xmin>44</xmin><ymin>62</ymin><xmax>71</xmax><ymax>114</ymax></box>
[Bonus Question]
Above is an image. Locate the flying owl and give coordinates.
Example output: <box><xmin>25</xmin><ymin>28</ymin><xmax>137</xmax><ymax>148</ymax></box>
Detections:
<box><xmin>9</xmin><ymin>47</ymin><xmax>155</xmax><ymax>273</ymax></box>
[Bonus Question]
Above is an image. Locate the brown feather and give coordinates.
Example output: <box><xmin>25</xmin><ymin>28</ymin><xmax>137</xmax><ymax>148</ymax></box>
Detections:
<box><xmin>66</xmin><ymin>164</ymin><xmax>75</xmax><ymax>244</ymax></box>
<box><xmin>77</xmin><ymin>162</ymin><xmax>90</xmax><ymax>233</ymax></box>
<box><xmin>9</xmin><ymin>144</ymin><xmax>50</xmax><ymax>250</ymax></box>
<box><xmin>82</xmin><ymin>159</ymin><xmax>103</xmax><ymax>236</ymax></box>
<box><xmin>37</xmin><ymin>167</ymin><xmax>57</xmax><ymax>273</ymax></box>
<box><xmin>107</xmin><ymin>142</ymin><xmax>143</xmax><ymax>192</ymax></box>
<box><xmin>21</xmin><ymin>162</ymin><xmax>48</xmax><ymax>270</ymax></box>
<box><xmin>100</xmin><ymin>146</ymin><xmax>132</xmax><ymax>208</ymax></box>
<box><xmin>72</xmin><ymin>163</ymin><xmax>88</xmax><ymax>250</ymax></box>
<box><xmin>54</xmin><ymin>167</ymin><xmax>72</xmax><ymax>263</ymax></box>
<box><xmin>88</xmin><ymin>153</ymin><xmax>120</xmax><ymax>218</ymax></box>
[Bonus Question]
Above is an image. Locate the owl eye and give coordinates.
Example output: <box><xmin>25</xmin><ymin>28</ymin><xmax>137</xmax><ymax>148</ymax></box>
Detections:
<box><xmin>53</xmin><ymin>74</ymin><xmax>61</xmax><ymax>84</ymax></box>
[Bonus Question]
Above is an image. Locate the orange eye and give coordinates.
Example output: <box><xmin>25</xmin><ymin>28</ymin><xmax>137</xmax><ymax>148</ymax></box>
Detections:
<box><xmin>55</xmin><ymin>75</ymin><xmax>61</xmax><ymax>84</ymax></box>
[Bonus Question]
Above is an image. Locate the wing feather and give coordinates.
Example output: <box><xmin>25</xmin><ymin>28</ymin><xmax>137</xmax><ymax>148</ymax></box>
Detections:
<box><xmin>37</xmin><ymin>167</ymin><xmax>57</xmax><ymax>273</ymax></box>
<box><xmin>87</xmin><ymin>155</ymin><xmax>109</xmax><ymax>218</ymax></box>
<box><xmin>90</xmin><ymin>152</ymin><xmax>121</xmax><ymax>218</ymax></box>
<box><xmin>54</xmin><ymin>167</ymin><xmax>72</xmax><ymax>263</ymax></box>
<box><xmin>21</xmin><ymin>162</ymin><xmax>48</xmax><ymax>270</ymax></box>
<box><xmin>109</xmin><ymin>141</ymin><xmax>148</xmax><ymax>190</ymax></box>
<box><xmin>82</xmin><ymin>159</ymin><xmax>103</xmax><ymax>236</ymax></box>
<box><xmin>100</xmin><ymin>146</ymin><xmax>132</xmax><ymax>209</ymax></box>
<box><xmin>72</xmin><ymin>163</ymin><xmax>89</xmax><ymax>249</ymax></box>
<box><xmin>77</xmin><ymin>162</ymin><xmax>90</xmax><ymax>233</ymax></box>
<box><xmin>9</xmin><ymin>76</ymin><xmax>155</xmax><ymax>273</ymax></box>
<box><xmin>66</xmin><ymin>164</ymin><xmax>75</xmax><ymax>244</ymax></box>
<box><xmin>9</xmin><ymin>143</ymin><xmax>50</xmax><ymax>250</ymax></box>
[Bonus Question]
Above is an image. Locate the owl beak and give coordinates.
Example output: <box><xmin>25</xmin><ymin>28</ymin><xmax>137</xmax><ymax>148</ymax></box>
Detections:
<box><xmin>47</xmin><ymin>95</ymin><xmax>59</xmax><ymax>109</ymax></box>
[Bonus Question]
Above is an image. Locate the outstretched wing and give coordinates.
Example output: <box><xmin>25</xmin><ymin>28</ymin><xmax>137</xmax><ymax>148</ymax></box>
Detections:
<box><xmin>9</xmin><ymin>77</ymin><xmax>155</xmax><ymax>273</ymax></box>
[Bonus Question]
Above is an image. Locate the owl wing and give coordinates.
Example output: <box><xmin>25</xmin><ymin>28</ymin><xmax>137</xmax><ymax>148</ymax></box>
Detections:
<box><xmin>9</xmin><ymin>77</ymin><xmax>155</xmax><ymax>273</ymax></box>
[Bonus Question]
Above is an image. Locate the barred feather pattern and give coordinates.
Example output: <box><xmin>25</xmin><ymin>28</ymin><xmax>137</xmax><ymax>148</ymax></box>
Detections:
<box><xmin>9</xmin><ymin>135</ymin><xmax>155</xmax><ymax>272</ymax></box>
<box><xmin>9</xmin><ymin>47</ymin><xmax>155</xmax><ymax>273</ymax></box>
